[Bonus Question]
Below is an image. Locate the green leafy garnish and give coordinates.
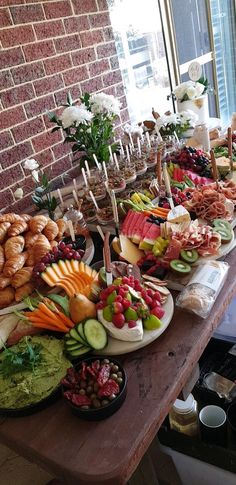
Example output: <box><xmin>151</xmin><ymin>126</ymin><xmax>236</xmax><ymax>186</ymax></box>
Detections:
<box><xmin>0</xmin><ymin>339</ymin><xmax>43</xmax><ymax>378</ymax></box>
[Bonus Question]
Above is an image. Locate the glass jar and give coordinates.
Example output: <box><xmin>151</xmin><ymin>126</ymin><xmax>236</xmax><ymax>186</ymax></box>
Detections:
<box><xmin>64</xmin><ymin>205</ymin><xmax>89</xmax><ymax>238</ymax></box>
<box><xmin>87</xmin><ymin>168</ymin><xmax>106</xmax><ymax>200</ymax></box>
<box><xmin>169</xmin><ymin>394</ymin><xmax>199</xmax><ymax>437</ymax></box>
<box><xmin>106</xmin><ymin>163</ymin><xmax>126</xmax><ymax>193</ymax></box>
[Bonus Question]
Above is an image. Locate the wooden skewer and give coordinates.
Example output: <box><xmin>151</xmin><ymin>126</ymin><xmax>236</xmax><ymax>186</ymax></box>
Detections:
<box><xmin>210</xmin><ymin>149</ymin><xmax>219</xmax><ymax>188</ymax></box>
<box><xmin>156</xmin><ymin>149</ymin><xmax>162</xmax><ymax>186</ymax></box>
<box><xmin>228</xmin><ymin>127</ymin><xmax>233</xmax><ymax>171</ymax></box>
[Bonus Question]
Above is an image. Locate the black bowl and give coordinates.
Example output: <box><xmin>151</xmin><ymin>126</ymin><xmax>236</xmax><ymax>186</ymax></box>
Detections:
<box><xmin>0</xmin><ymin>385</ymin><xmax>61</xmax><ymax>418</ymax></box>
<box><xmin>62</xmin><ymin>356</ymin><xmax>127</xmax><ymax>421</ymax></box>
<box><xmin>62</xmin><ymin>234</ymin><xmax>86</xmax><ymax>252</ymax></box>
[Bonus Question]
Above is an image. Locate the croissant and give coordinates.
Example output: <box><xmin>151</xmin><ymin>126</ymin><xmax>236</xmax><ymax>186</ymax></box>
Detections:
<box><xmin>56</xmin><ymin>219</ymin><xmax>67</xmax><ymax>240</ymax></box>
<box><xmin>5</xmin><ymin>236</ymin><xmax>25</xmax><ymax>260</ymax></box>
<box><xmin>51</xmin><ymin>240</ymin><xmax>58</xmax><ymax>249</ymax></box>
<box><xmin>0</xmin><ymin>287</ymin><xmax>15</xmax><ymax>308</ymax></box>
<box><xmin>0</xmin><ymin>213</ymin><xmax>23</xmax><ymax>224</ymax></box>
<box><xmin>3</xmin><ymin>252</ymin><xmax>28</xmax><ymax>277</ymax></box>
<box><xmin>24</xmin><ymin>231</ymin><xmax>40</xmax><ymax>249</ymax></box>
<box><xmin>0</xmin><ymin>275</ymin><xmax>11</xmax><ymax>290</ymax></box>
<box><xmin>0</xmin><ymin>246</ymin><xmax>5</xmax><ymax>273</ymax></box>
<box><xmin>29</xmin><ymin>215</ymin><xmax>48</xmax><ymax>234</ymax></box>
<box><xmin>26</xmin><ymin>248</ymin><xmax>35</xmax><ymax>266</ymax></box>
<box><xmin>11</xmin><ymin>266</ymin><xmax>33</xmax><ymax>289</ymax></box>
<box><xmin>15</xmin><ymin>282</ymin><xmax>34</xmax><ymax>302</ymax></box>
<box><xmin>43</xmin><ymin>219</ymin><xmax>59</xmax><ymax>241</ymax></box>
<box><xmin>8</xmin><ymin>220</ymin><xmax>28</xmax><ymax>237</ymax></box>
<box><xmin>21</xmin><ymin>214</ymin><xmax>32</xmax><ymax>222</ymax></box>
<box><xmin>33</xmin><ymin>235</ymin><xmax>51</xmax><ymax>263</ymax></box>
<box><xmin>0</xmin><ymin>222</ymin><xmax>11</xmax><ymax>243</ymax></box>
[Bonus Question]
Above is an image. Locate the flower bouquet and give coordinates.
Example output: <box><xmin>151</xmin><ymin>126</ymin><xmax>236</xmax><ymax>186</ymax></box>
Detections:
<box><xmin>49</xmin><ymin>92</ymin><xmax>121</xmax><ymax>167</ymax></box>
<box><xmin>155</xmin><ymin>110</ymin><xmax>198</xmax><ymax>137</ymax></box>
<box><xmin>168</xmin><ymin>78</ymin><xmax>210</xmax><ymax>124</ymax></box>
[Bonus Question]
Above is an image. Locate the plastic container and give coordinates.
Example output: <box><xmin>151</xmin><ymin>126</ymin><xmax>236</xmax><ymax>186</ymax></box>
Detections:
<box><xmin>169</xmin><ymin>394</ymin><xmax>199</xmax><ymax>437</ymax></box>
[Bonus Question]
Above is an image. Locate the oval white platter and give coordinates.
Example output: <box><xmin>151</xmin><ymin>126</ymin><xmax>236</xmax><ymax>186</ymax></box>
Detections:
<box><xmin>96</xmin><ymin>293</ymin><xmax>174</xmax><ymax>356</ymax></box>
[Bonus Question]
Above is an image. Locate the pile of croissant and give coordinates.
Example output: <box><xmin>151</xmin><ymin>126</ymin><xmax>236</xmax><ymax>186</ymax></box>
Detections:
<box><xmin>0</xmin><ymin>213</ymin><xmax>67</xmax><ymax>309</ymax></box>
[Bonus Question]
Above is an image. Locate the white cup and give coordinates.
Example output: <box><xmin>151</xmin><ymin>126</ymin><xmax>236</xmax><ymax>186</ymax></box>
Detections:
<box><xmin>199</xmin><ymin>405</ymin><xmax>226</xmax><ymax>428</ymax></box>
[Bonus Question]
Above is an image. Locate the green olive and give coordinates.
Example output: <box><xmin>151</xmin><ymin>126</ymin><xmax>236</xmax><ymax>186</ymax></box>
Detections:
<box><xmin>101</xmin><ymin>400</ymin><xmax>109</xmax><ymax>406</ymax></box>
<box><xmin>86</xmin><ymin>386</ymin><xmax>93</xmax><ymax>395</ymax></box>
<box><xmin>112</xmin><ymin>365</ymin><xmax>119</xmax><ymax>373</ymax></box>
<box><xmin>117</xmin><ymin>377</ymin><xmax>123</xmax><ymax>385</ymax></box>
<box><xmin>110</xmin><ymin>373</ymin><xmax>118</xmax><ymax>381</ymax></box>
<box><xmin>109</xmin><ymin>393</ymin><xmax>116</xmax><ymax>401</ymax></box>
<box><xmin>90</xmin><ymin>393</ymin><xmax>97</xmax><ymax>400</ymax></box>
<box><xmin>92</xmin><ymin>399</ymin><xmax>101</xmax><ymax>409</ymax></box>
<box><xmin>117</xmin><ymin>371</ymin><xmax>122</xmax><ymax>377</ymax></box>
<box><xmin>79</xmin><ymin>389</ymin><xmax>86</xmax><ymax>395</ymax></box>
<box><xmin>102</xmin><ymin>359</ymin><xmax>110</xmax><ymax>364</ymax></box>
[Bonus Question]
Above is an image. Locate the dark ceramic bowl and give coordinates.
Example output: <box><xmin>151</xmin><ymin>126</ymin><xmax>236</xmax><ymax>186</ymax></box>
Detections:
<box><xmin>62</xmin><ymin>356</ymin><xmax>127</xmax><ymax>421</ymax></box>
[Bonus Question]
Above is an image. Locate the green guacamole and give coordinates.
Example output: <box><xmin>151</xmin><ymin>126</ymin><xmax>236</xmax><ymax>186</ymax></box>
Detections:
<box><xmin>0</xmin><ymin>336</ymin><xmax>71</xmax><ymax>409</ymax></box>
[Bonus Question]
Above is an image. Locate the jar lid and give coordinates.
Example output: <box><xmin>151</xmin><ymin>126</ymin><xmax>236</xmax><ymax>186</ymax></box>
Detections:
<box><xmin>172</xmin><ymin>394</ymin><xmax>195</xmax><ymax>414</ymax></box>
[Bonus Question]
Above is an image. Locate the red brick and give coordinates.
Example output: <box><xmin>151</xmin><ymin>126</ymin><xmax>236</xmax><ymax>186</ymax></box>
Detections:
<box><xmin>116</xmin><ymin>83</ymin><xmax>125</xmax><ymax>97</ymax></box>
<box><xmin>12</xmin><ymin>118</ymin><xmax>45</xmax><ymax>143</ymax></box>
<box><xmin>0</xmin><ymin>71</ymin><xmax>13</xmax><ymax>90</ymax></box>
<box><xmin>1</xmin><ymin>142</ymin><xmax>33</xmax><ymax>169</ymax></box>
<box><xmin>1</xmin><ymin>131</ymin><xmax>14</xmax><ymax>150</ymax></box>
<box><xmin>10</xmin><ymin>4</ymin><xmax>44</xmax><ymax>24</ymax></box>
<box><xmin>64</xmin><ymin>15</ymin><xmax>89</xmax><ymax>34</ymax></box>
<box><xmin>0</xmin><ymin>165</ymin><xmax>24</xmax><ymax>191</ymax></box>
<box><xmin>102</xmin><ymin>85</ymin><xmax>116</xmax><ymax>96</ymax></box>
<box><xmin>0</xmin><ymin>25</ymin><xmax>35</xmax><ymax>48</ymax></box>
<box><xmin>104</xmin><ymin>26</ymin><xmax>114</xmax><ymax>42</ymax></box>
<box><xmin>12</xmin><ymin>61</ymin><xmax>45</xmax><ymax>85</ymax></box>
<box><xmin>0</xmin><ymin>8</ymin><xmax>12</xmax><ymax>26</ymax></box>
<box><xmin>10</xmin><ymin>194</ymin><xmax>34</xmax><ymax>213</ymax></box>
<box><xmin>44</xmin><ymin>53</ymin><xmax>72</xmax><ymax>75</ymax></box>
<box><xmin>25</xmin><ymin>94</ymin><xmax>55</xmax><ymax>119</ymax></box>
<box><xmin>89</xmin><ymin>12</ymin><xmax>110</xmax><ymax>28</ymax></box>
<box><xmin>54</xmin><ymin>34</ymin><xmax>81</xmax><ymax>54</ymax></box>
<box><xmin>54</xmin><ymin>85</ymin><xmax>81</xmax><ymax>107</ymax></box>
<box><xmin>0</xmin><ymin>106</ymin><xmax>26</xmax><ymax>131</ymax></box>
<box><xmin>80</xmin><ymin>29</ymin><xmax>103</xmax><ymax>47</ymax></box>
<box><xmin>0</xmin><ymin>0</ymin><xmax>22</xmax><ymax>5</ymax></box>
<box><xmin>72</xmin><ymin>0</ymin><xmax>97</xmax><ymax>14</ymax></box>
<box><xmin>72</xmin><ymin>48</ymin><xmax>96</xmax><ymax>66</ymax></box>
<box><xmin>12</xmin><ymin>175</ymin><xmax>35</xmax><ymax>197</ymax></box>
<box><xmin>119</xmin><ymin>95</ymin><xmax>127</xmax><ymax>109</ymax></box>
<box><xmin>50</xmin><ymin>155</ymin><xmax>72</xmax><ymax>178</ymax></box>
<box><xmin>52</xmin><ymin>141</ymin><xmax>71</xmax><ymax>159</ymax></box>
<box><xmin>35</xmin><ymin>148</ymin><xmax>54</xmax><ymax>167</ymax></box>
<box><xmin>97</xmin><ymin>41</ymin><xmax>117</xmax><ymax>58</ymax></box>
<box><xmin>43</xmin><ymin>1</ymin><xmax>72</xmax><ymax>19</ymax></box>
<box><xmin>0</xmin><ymin>47</ymin><xmax>24</xmax><ymax>70</ymax></box>
<box><xmin>0</xmin><ymin>189</ymin><xmax>14</xmax><ymax>211</ymax></box>
<box><xmin>103</xmin><ymin>69</ymin><xmax>122</xmax><ymax>87</ymax></box>
<box><xmin>34</xmin><ymin>74</ymin><xmax>64</xmax><ymax>97</ymax></box>
<box><xmin>120</xmin><ymin>108</ymin><xmax>129</xmax><ymax>123</ymax></box>
<box><xmin>97</xmin><ymin>0</ymin><xmax>108</xmax><ymax>9</ymax></box>
<box><xmin>23</xmin><ymin>41</ymin><xmax>55</xmax><ymax>62</ymax></box>
<box><xmin>81</xmin><ymin>76</ymin><xmax>103</xmax><ymax>93</ymax></box>
<box><xmin>1</xmin><ymin>83</ymin><xmax>35</xmax><ymax>109</ymax></box>
<box><xmin>63</xmin><ymin>66</ymin><xmax>88</xmax><ymax>86</ymax></box>
<box><xmin>110</xmin><ymin>55</ymin><xmax>119</xmax><ymax>70</ymax></box>
<box><xmin>89</xmin><ymin>59</ymin><xmax>110</xmax><ymax>77</ymax></box>
<box><xmin>32</xmin><ymin>129</ymin><xmax>62</xmax><ymax>153</ymax></box>
<box><xmin>34</xmin><ymin>20</ymin><xmax>65</xmax><ymax>40</ymax></box>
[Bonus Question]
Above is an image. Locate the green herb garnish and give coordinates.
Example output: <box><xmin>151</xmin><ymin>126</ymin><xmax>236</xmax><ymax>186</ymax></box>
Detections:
<box><xmin>0</xmin><ymin>338</ymin><xmax>42</xmax><ymax>378</ymax></box>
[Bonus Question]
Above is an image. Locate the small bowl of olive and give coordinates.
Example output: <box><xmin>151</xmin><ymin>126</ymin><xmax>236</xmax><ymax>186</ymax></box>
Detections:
<box><xmin>61</xmin><ymin>356</ymin><xmax>127</xmax><ymax>421</ymax></box>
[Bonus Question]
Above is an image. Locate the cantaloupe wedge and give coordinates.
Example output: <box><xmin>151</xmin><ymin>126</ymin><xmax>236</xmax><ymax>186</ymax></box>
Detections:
<box><xmin>58</xmin><ymin>260</ymin><xmax>70</xmax><ymax>276</ymax></box>
<box><xmin>79</xmin><ymin>261</ymin><xmax>85</xmax><ymax>273</ymax></box>
<box><xmin>64</xmin><ymin>260</ymin><xmax>74</xmax><ymax>273</ymax></box>
<box><xmin>71</xmin><ymin>259</ymin><xmax>80</xmax><ymax>272</ymax></box>
<box><xmin>41</xmin><ymin>272</ymin><xmax>55</xmax><ymax>287</ymax></box>
<box><xmin>57</xmin><ymin>280</ymin><xmax>75</xmax><ymax>297</ymax></box>
<box><xmin>51</xmin><ymin>262</ymin><xmax>64</xmax><ymax>279</ymax></box>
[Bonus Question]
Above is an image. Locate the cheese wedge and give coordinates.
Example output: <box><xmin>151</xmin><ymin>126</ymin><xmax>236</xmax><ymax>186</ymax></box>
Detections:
<box><xmin>167</xmin><ymin>206</ymin><xmax>191</xmax><ymax>224</ymax></box>
<box><xmin>119</xmin><ymin>235</ymin><xmax>144</xmax><ymax>265</ymax></box>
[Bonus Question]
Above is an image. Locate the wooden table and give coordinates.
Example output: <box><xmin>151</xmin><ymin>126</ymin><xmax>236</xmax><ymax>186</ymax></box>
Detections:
<box><xmin>0</xmin><ymin>246</ymin><xmax>235</xmax><ymax>484</ymax></box>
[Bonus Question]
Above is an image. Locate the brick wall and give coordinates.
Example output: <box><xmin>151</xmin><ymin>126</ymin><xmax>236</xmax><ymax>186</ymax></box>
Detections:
<box><xmin>0</xmin><ymin>0</ymin><xmax>129</xmax><ymax>213</ymax></box>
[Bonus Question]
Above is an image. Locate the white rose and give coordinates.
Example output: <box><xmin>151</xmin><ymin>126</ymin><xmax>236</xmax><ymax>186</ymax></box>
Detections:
<box><xmin>24</xmin><ymin>159</ymin><xmax>39</xmax><ymax>171</ymax></box>
<box><xmin>32</xmin><ymin>170</ymin><xmax>39</xmax><ymax>182</ymax></box>
<box><xmin>14</xmin><ymin>188</ymin><xmax>24</xmax><ymax>199</ymax></box>
<box><xmin>186</xmin><ymin>86</ymin><xmax>197</xmax><ymax>99</ymax></box>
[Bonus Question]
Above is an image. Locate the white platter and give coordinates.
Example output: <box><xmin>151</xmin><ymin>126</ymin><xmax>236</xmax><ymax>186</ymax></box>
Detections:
<box><xmin>96</xmin><ymin>293</ymin><xmax>174</xmax><ymax>356</ymax></box>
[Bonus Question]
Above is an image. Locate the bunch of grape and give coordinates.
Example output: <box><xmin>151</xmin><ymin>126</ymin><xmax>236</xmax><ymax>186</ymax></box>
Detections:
<box><xmin>170</xmin><ymin>147</ymin><xmax>211</xmax><ymax>177</ymax></box>
<box><xmin>32</xmin><ymin>241</ymin><xmax>85</xmax><ymax>284</ymax></box>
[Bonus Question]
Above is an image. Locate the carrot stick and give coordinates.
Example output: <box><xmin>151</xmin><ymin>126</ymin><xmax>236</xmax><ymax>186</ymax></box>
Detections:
<box><xmin>28</xmin><ymin>315</ymin><xmax>68</xmax><ymax>332</ymax></box>
<box><xmin>56</xmin><ymin>311</ymin><xmax>74</xmax><ymax>329</ymax></box>
<box><xmin>37</xmin><ymin>303</ymin><xmax>61</xmax><ymax>322</ymax></box>
<box><xmin>30</xmin><ymin>321</ymin><xmax>67</xmax><ymax>333</ymax></box>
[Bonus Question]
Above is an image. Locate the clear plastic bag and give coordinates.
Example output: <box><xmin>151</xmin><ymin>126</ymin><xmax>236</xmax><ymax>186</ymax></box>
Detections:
<box><xmin>176</xmin><ymin>261</ymin><xmax>229</xmax><ymax>318</ymax></box>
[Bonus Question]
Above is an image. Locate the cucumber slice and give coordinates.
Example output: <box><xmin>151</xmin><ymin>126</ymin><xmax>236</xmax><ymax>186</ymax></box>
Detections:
<box><xmin>77</xmin><ymin>323</ymin><xmax>88</xmax><ymax>345</ymax></box>
<box><xmin>65</xmin><ymin>337</ymin><xmax>77</xmax><ymax>345</ymax></box>
<box><xmin>83</xmin><ymin>319</ymin><xmax>107</xmax><ymax>350</ymax></box>
<box><xmin>69</xmin><ymin>346</ymin><xmax>91</xmax><ymax>357</ymax></box>
<box><xmin>65</xmin><ymin>342</ymin><xmax>85</xmax><ymax>351</ymax></box>
<box><xmin>69</xmin><ymin>327</ymin><xmax>87</xmax><ymax>345</ymax></box>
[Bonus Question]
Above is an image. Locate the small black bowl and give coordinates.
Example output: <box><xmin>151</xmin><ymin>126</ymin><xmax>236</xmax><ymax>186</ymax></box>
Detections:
<box><xmin>62</xmin><ymin>356</ymin><xmax>127</xmax><ymax>421</ymax></box>
<box><xmin>62</xmin><ymin>234</ymin><xmax>86</xmax><ymax>252</ymax></box>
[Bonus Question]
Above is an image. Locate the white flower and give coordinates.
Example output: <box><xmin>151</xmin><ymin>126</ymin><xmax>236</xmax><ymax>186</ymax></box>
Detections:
<box><xmin>90</xmin><ymin>93</ymin><xmax>121</xmax><ymax>116</ymax></box>
<box><xmin>124</xmin><ymin>123</ymin><xmax>143</xmax><ymax>137</ymax></box>
<box><xmin>186</xmin><ymin>86</ymin><xmax>197</xmax><ymax>99</ymax></box>
<box><xmin>195</xmin><ymin>81</ymin><xmax>205</xmax><ymax>97</ymax></box>
<box><xmin>61</xmin><ymin>104</ymin><xmax>93</xmax><ymax>129</ymax></box>
<box><xmin>32</xmin><ymin>170</ymin><xmax>39</xmax><ymax>182</ymax></box>
<box><xmin>179</xmin><ymin>109</ymin><xmax>198</xmax><ymax>126</ymax></box>
<box><xmin>24</xmin><ymin>158</ymin><xmax>39</xmax><ymax>171</ymax></box>
<box><xmin>14</xmin><ymin>188</ymin><xmax>24</xmax><ymax>199</ymax></box>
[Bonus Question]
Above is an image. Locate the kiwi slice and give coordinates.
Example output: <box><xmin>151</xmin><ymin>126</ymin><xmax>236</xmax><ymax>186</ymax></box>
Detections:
<box><xmin>170</xmin><ymin>259</ymin><xmax>191</xmax><ymax>274</ymax></box>
<box><xmin>180</xmin><ymin>249</ymin><xmax>199</xmax><ymax>264</ymax></box>
<box><xmin>214</xmin><ymin>226</ymin><xmax>232</xmax><ymax>244</ymax></box>
<box><xmin>212</xmin><ymin>219</ymin><xmax>232</xmax><ymax>232</ymax></box>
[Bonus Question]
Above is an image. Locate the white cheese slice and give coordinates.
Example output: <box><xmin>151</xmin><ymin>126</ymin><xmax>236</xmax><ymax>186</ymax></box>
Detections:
<box><xmin>167</xmin><ymin>205</ymin><xmax>191</xmax><ymax>224</ymax></box>
<box><xmin>119</xmin><ymin>235</ymin><xmax>144</xmax><ymax>265</ymax></box>
<box><xmin>97</xmin><ymin>309</ymin><xmax>143</xmax><ymax>342</ymax></box>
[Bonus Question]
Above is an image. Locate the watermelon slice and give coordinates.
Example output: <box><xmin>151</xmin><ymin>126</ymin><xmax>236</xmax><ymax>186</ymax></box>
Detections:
<box><xmin>132</xmin><ymin>213</ymin><xmax>147</xmax><ymax>244</ymax></box>
<box><xmin>144</xmin><ymin>224</ymin><xmax>161</xmax><ymax>244</ymax></box>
